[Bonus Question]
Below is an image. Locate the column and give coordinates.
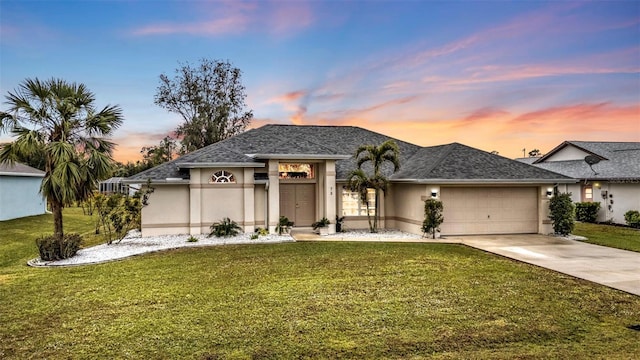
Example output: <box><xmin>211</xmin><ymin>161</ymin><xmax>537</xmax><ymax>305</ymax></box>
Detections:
<box><xmin>324</xmin><ymin>160</ymin><xmax>337</xmax><ymax>234</ymax></box>
<box><xmin>267</xmin><ymin>160</ymin><xmax>280</xmax><ymax>234</ymax></box>
<box><xmin>189</xmin><ymin>168</ymin><xmax>202</xmax><ymax>235</ymax></box>
<box><xmin>243</xmin><ymin>168</ymin><xmax>255</xmax><ymax>233</ymax></box>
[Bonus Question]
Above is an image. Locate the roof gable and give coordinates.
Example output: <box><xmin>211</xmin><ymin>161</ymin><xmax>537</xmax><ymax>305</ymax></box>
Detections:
<box><xmin>525</xmin><ymin>141</ymin><xmax>640</xmax><ymax>180</ymax></box>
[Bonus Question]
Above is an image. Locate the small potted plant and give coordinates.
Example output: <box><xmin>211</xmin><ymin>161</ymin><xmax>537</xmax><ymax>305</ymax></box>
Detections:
<box><xmin>275</xmin><ymin>216</ymin><xmax>294</xmax><ymax>235</ymax></box>
<box><xmin>312</xmin><ymin>217</ymin><xmax>331</xmax><ymax>236</ymax></box>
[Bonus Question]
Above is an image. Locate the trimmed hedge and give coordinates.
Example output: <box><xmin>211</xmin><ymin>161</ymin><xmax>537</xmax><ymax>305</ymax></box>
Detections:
<box><xmin>36</xmin><ymin>234</ymin><xmax>83</xmax><ymax>261</ymax></box>
<box><xmin>575</xmin><ymin>202</ymin><xmax>601</xmax><ymax>223</ymax></box>
<box><xmin>624</xmin><ymin>210</ymin><xmax>640</xmax><ymax>229</ymax></box>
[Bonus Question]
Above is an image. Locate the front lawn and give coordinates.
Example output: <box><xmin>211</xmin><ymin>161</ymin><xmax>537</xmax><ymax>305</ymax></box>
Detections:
<box><xmin>573</xmin><ymin>222</ymin><xmax>640</xmax><ymax>253</ymax></box>
<box><xmin>1</xmin><ymin>212</ymin><xmax>639</xmax><ymax>359</ymax></box>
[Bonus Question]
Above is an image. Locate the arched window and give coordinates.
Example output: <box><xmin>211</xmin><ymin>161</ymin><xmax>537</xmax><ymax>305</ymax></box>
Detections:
<box><xmin>211</xmin><ymin>170</ymin><xmax>236</xmax><ymax>183</ymax></box>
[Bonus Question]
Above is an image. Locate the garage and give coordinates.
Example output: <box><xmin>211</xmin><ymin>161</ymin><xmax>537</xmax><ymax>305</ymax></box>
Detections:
<box><xmin>440</xmin><ymin>187</ymin><xmax>538</xmax><ymax>235</ymax></box>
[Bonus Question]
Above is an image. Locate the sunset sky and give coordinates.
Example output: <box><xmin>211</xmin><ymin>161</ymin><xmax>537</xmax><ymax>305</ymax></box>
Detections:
<box><xmin>1</xmin><ymin>0</ymin><xmax>638</xmax><ymax>162</ymax></box>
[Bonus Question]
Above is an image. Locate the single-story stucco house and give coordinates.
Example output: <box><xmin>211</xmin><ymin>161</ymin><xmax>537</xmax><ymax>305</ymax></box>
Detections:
<box><xmin>125</xmin><ymin>125</ymin><xmax>574</xmax><ymax>237</ymax></box>
<box><xmin>0</xmin><ymin>162</ymin><xmax>46</xmax><ymax>221</ymax></box>
<box><xmin>518</xmin><ymin>141</ymin><xmax>640</xmax><ymax>224</ymax></box>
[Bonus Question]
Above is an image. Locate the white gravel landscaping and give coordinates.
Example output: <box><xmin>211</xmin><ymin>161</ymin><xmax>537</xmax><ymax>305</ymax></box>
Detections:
<box><xmin>27</xmin><ymin>229</ymin><xmax>432</xmax><ymax>267</ymax></box>
<box><xmin>321</xmin><ymin>229</ymin><xmax>424</xmax><ymax>240</ymax></box>
<box><xmin>28</xmin><ymin>230</ymin><xmax>295</xmax><ymax>267</ymax></box>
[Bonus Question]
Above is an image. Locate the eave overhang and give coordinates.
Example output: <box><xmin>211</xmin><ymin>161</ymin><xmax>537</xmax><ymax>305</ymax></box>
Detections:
<box><xmin>247</xmin><ymin>154</ymin><xmax>352</xmax><ymax>160</ymax></box>
<box><xmin>337</xmin><ymin>178</ymin><xmax>577</xmax><ymax>184</ymax></box>
<box><xmin>0</xmin><ymin>172</ymin><xmax>45</xmax><ymax>177</ymax></box>
<box><xmin>176</xmin><ymin>162</ymin><xmax>265</xmax><ymax>168</ymax></box>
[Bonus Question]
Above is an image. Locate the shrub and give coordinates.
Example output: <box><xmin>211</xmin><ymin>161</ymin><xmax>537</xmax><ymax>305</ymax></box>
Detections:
<box><xmin>94</xmin><ymin>190</ymin><xmax>149</xmax><ymax>245</ymax></box>
<box><xmin>422</xmin><ymin>199</ymin><xmax>444</xmax><ymax>239</ymax></box>
<box><xmin>254</xmin><ymin>227</ymin><xmax>269</xmax><ymax>236</ymax></box>
<box><xmin>575</xmin><ymin>202</ymin><xmax>601</xmax><ymax>223</ymax></box>
<box><xmin>36</xmin><ymin>233</ymin><xmax>83</xmax><ymax>261</ymax></box>
<box><xmin>549</xmin><ymin>193</ymin><xmax>575</xmax><ymax>235</ymax></box>
<box><xmin>312</xmin><ymin>217</ymin><xmax>330</xmax><ymax>230</ymax></box>
<box><xmin>186</xmin><ymin>236</ymin><xmax>198</xmax><ymax>243</ymax></box>
<box><xmin>624</xmin><ymin>210</ymin><xmax>640</xmax><ymax>228</ymax></box>
<box><xmin>335</xmin><ymin>216</ymin><xmax>345</xmax><ymax>232</ymax></box>
<box><xmin>275</xmin><ymin>216</ymin><xmax>294</xmax><ymax>235</ymax></box>
<box><xmin>209</xmin><ymin>217</ymin><xmax>242</xmax><ymax>237</ymax></box>
<box><xmin>250</xmin><ymin>234</ymin><xmax>259</xmax><ymax>240</ymax></box>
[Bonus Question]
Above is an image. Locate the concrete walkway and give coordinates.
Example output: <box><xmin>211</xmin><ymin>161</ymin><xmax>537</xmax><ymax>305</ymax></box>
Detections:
<box><xmin>294</xmin><ymin>231</ymin><xmax>640</xmax><ymax>296</ymax></box>
<box><xmin>450</xmin><ymin>234</ymin><xmax>640</xmax><ymax>296</ymax></box>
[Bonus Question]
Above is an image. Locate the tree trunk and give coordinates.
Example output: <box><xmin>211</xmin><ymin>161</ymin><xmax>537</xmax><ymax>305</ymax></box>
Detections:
<box><xmin>365</xmin><ymin>201</ymin><xmax>374</xmax><ymax>233</ymax></box>
<box><xmin>373</xmin><ymin>189</ymin><xmax>380</xmax><ymax>233</ymax></box>
<box><xmin>51</xmin><ymin>199</ymin><xmax>64</xmax><ymax>239</ymax></box>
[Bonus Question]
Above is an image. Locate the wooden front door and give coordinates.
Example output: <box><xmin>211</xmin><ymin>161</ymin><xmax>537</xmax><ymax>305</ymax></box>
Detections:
<box><xmin>280</xmin><ymin>184</ymin><xmax>316</xmax><ymax>227</ymax></box>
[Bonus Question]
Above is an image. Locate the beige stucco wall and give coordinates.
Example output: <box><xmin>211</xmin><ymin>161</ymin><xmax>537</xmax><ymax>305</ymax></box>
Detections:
<box><xmin>197</xmin><ymin>167</ymin><xmax>254</xmax><ymax>233</ymax></box>
<box><xmin>142</xmin><ymin>184</ymin><xmax>190</xmax><ymax>236</ymax></box>
<box><xmin>386</xmin><ymin>183</ymin><xmax>428</xmax><ymax>235</ymax></box>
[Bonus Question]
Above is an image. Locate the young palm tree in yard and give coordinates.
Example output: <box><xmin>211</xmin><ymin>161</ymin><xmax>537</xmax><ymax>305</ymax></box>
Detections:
<box><xmin>347</xmin><ymin>139</ymin><xmax>400</xmax><ymax>232</ymax></box>
<box><xmin>0</xmin><ymin>78</ymin><xmax>123</xmax><ymax>240</ymax></box>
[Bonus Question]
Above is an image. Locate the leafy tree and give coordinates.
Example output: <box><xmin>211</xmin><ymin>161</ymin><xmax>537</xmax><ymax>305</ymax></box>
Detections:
<box><xmin>549</xmin><ymin>192</ymin><xmax>575</xmax><ymax>235</ymax></box>
<box><xmin>141</xmin><ymin>136</ymin><xmax>177</xmax><ymax>166</ymax></box>
<box><xmin>346</xmin><ymin>139</ymin><xmax>400</xmax><ymax>233</ymax></box>
<box><xmin>422</xmin><ymin>199</ymin><xmax>444</xmax><ymax>239</ymax></box>
<box><xmin>0</xmin><ymin>78</ymin><xmax>123</xmax><ymax>242</ymax></box>
<box><xmin>528</xmin><ymin>149</ymin><xmax>541</xmax><ymax>157</ymax></box>
<box><xmin>155</xmin><ymin>58</ymin><xmax>253</xmax><ymax>153</ymax></box>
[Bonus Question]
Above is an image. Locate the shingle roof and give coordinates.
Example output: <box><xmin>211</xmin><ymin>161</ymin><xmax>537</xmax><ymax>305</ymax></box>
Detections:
<box><xmin>0</xmin><ymin>162</ymin><xmax>45</xmax><ymax>177</ymax></box>
<box><xmin>524</xmin><ymin>141</ymin><xmax>640</xmax><ymax>180</ymax></box>
<box><xmin>127</xmin><ymin>125</ymin><xmax>421</xmax><ymax>182</ymax></box>
<box><xmin>394</xmin><ymin>143</ymin><xmax>571</xmax><ymax>182</ymax></box>
<box><xmin>127</xmin><ymin>124</ymin><xmax>572</xmax><ymax>184</ymax></box>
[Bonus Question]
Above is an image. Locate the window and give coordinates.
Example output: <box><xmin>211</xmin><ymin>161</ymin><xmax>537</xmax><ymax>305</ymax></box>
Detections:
<box><xmin>211</xmin><ymin>170</ymin><xmax>236</xmax><ymax>183</ymax></box>
<box><xmin>279</xmin><ymin>163</ymin><xmax>314</xmax><ymax>179</ymax></box>
<box><xmin>582</xmin><ymin>186</ymin><xmax>593</xmax><ymax>202</ymax></box>
<box><xmin>341</xmin><ymin>188</ymin><xmax>376</xmax><ymax>216</ymax></box>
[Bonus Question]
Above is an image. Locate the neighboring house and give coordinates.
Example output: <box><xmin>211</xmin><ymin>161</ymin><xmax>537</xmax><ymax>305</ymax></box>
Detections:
<box><xmin>0</xmin><ymin>162</ymin><xmax>46</xmax><ymax>221</ymax></box>
<box><xmin>125</xmin><ymin>125</ymin><xmax>573</xmax><ymax>237</ymax></box>
<box><xmin>518</xmin><ymin>141</ymin><xmax>640</xmax><ymax>224</ymax></box>
<box><xmin>99</xmin><ymin>177</ymin><xmax>140</xmax><ymax>196</ymax></box>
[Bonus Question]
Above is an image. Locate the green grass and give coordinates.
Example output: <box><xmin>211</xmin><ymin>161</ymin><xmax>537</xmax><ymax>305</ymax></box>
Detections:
<box><xmin>1</xmin><ymin>211</ymin><xmax>639</xmax><ymax>359</ymax></box>
<box><xmin>574</xmin><ymin>222</ymin><xmax>640</xmax><ymax>253</ymax></box>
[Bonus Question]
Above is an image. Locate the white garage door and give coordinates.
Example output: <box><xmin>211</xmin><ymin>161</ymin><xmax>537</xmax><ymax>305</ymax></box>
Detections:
<box><xmin>440</xmin><ymin>187</ymin><xmax>538</xmax><ymax>235</ymax></box>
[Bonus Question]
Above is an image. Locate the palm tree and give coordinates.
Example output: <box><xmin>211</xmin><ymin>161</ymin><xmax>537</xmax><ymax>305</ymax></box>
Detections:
<box><xmin>0</xmin><ymin>78</ymin><xmax>123</xmax><ymax>240</ymax></box>
<box><xmin>346</xmin><ymin>139</ymin><xmax>400</xmax><ymax>232</ymax></box>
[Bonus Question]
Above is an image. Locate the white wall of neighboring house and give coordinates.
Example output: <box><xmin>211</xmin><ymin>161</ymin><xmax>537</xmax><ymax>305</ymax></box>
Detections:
<box><xmin>557</xmin><ymin>182</ymin><xmax>640</xmax><ymax>224</ymax></box>
<box><xmin>0</xmin><ymin>175</ymin><xmax>46</xmax><ymax>221</ymax></box>
<box><xmin>544</xmin><ymin>146</ymin><xmax>590</xmax><ymax>161</ymax></box>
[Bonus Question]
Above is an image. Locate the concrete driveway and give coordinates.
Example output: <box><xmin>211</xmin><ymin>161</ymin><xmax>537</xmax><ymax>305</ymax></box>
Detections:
<box><xmin>449</xmin><ymin>235</ymin><xmax>640</xmax><ymax>296</ymax></box>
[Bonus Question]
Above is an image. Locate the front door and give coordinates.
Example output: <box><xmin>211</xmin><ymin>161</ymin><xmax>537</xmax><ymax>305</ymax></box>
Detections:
<box><xmin>280</xmin><ymin>184</ymin><xmax>315</xmax><ymax>227</ymax></box>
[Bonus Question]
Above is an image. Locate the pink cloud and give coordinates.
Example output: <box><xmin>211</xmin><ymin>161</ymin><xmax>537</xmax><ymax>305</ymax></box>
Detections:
<box><xmin>132</xmin><ymin>17</ymin><xmax>248</xmax><ymax>36</ymax></box>
<box><xmin>112</xmin><ymin>130</ymin><xmax>177</xmax><ymax>162</ymax></box>
<box><xmin>130</xmin><ymin>1</ymin><xmax>315</xmax><ymax>37</ymax></box>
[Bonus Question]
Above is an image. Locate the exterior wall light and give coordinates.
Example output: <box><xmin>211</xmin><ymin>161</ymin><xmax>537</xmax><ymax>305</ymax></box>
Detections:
<box><xmin>431</xmin><ymin>189</ymin><xmax>438</xmax><ymax>198</ymax></box>
<box><xmin>546</xmin><ymin>188</ymin><xmax>553</xmax><ymax>197</ymax></box>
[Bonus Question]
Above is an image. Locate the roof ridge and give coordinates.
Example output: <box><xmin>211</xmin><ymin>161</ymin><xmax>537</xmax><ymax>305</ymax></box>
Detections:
<box><xmin>414</xmin><ymin>143</ymin><xmax>456</xmax><ymax>176</ymax></box>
